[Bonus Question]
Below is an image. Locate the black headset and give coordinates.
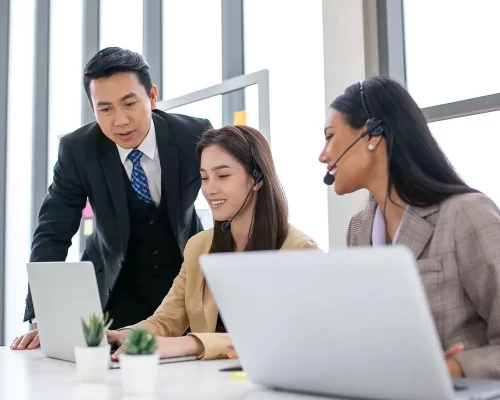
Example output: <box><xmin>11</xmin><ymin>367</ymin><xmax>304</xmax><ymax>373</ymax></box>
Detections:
<box><xmin>359</xmin><ymin>81</ymin><xmax>385</xmax><ymax>138</ymax></box>
<box><xmin>323</xmin><ymin>81</ymin><xmax>386</xmax><ymax>185</ymax></box>
<box><xmin>220</xmin><ymin>132</ymin><xmax>263</xmax><ymax>232</ymax></box>
<box><xmin>242</xmin><ymin>133</ymin><xmax>264</xmax><ymax>185</ymax></box>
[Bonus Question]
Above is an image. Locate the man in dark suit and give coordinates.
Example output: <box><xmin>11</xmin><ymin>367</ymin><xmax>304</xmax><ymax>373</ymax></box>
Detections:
<box><xmin>11</xmin><ymin>47</ymin><xmax>210</xmax><ymax>350</ymax></box>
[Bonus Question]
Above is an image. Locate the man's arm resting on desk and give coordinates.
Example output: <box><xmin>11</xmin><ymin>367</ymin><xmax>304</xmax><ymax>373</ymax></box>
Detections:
<box><xmin>12</xmin><ymin>135</ymin><xmax>87</xmax><ymax>350</ymax></box>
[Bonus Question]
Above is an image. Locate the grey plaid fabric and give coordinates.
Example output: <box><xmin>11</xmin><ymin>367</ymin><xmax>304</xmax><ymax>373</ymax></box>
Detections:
<box><xmin>347</xmin><ymin>192</ymin><xmax>500</xmax><ymax>378</ymax></box>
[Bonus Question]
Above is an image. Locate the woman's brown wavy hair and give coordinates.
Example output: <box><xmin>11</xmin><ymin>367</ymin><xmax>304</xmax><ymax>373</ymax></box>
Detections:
<box><xmin>196</xmin><ymin>125</ymin><xmax>289</xmax><ymax>297</ymax></box>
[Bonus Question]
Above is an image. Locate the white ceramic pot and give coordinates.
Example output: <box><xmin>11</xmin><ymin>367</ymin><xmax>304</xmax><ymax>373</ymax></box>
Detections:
<box><xmin>120</xmin><ymin>353</ymin><xmax>159</xmax><ymax>396</ymax></box>
<box><xmin>74</xmin><ymin>344</ymin><xmax>110</xmax><ymax>382</ymax></box>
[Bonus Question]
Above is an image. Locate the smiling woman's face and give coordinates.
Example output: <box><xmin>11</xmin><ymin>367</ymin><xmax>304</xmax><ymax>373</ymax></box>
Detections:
<box><xmin>319</xmin><ymin>108</ymin><xmax>374</xmax><ymax>195</ymax></box>
<box><xmin>200</xmin><ymin>145</ymin><xmax>256</xmax><ymax>222</ymax></box>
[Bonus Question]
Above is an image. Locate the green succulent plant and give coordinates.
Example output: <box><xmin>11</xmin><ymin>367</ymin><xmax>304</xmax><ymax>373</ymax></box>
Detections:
<box><xmin>122</xmin><ymin>329</ymin><xmax>157</xmax><ymax>355</ymax></box>
<box><xmin>81</xmin><ymin>312</ymin><xmax>112</xmax><ymax>347</ymax></box>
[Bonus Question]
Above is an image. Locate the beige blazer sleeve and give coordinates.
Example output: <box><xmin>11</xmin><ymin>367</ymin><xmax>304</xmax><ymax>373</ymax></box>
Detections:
<box><xmin>188</xmin><ymin>332</ymin><xmax>232</xmax><ymax>360</ymax></box>
<box><xmin>452</xmin><ymin>195</ymin><xmax>500</xmax><ymax>377</ymax></box>
<box><xmin>187</xmin><ymin>229</ymin><xmax>319</xmax><ymax>361</ymax></box>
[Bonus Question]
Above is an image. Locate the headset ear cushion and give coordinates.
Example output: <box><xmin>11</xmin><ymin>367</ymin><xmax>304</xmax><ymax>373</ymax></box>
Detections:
<box><xmin>253</xmin><ymin>170</ymin><xmax>263</xmax><ymax>184</ymax></box>
<box><xmin>367</xmin><ymin>120</ymin><xmax>384</xmax><ymax>137</ymax></box>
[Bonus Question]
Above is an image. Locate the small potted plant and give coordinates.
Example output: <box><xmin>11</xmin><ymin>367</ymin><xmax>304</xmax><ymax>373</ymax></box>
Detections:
<box><xmin>74</xmin><ymin>312</ymin><xmax>112</xmax><ymax>382</ymax></box>
<box><xmin>120</xmin><ymin>329</ymin><xmax>159</xmax><ymax>396</ymax></box>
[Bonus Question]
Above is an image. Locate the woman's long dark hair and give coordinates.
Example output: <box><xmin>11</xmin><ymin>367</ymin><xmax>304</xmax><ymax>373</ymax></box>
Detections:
<box><xmin>330</xmin><ymin>76</ymin><xmax>476</xmax><ymax>207</ymax></box>
<box><xmin>197</xmin><ymin>126</ymin><xmax>289</xmax><ymax>296</ymax></box>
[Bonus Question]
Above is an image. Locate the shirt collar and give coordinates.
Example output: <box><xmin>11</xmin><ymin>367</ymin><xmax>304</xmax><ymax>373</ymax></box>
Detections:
<box><xmin>116</xmin><ymin>119</ymin><xmax>157</xmax><ymax>164</ymax></box>
<box><xmin>371</xmin><ymin>205</ymin><xmax>406</xmax><ymax>246</ymax></box>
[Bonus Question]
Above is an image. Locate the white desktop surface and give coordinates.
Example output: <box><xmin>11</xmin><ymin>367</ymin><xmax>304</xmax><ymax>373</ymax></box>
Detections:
<box><xmin>0</xmin><ymin>347</ymin><xmax>322</xmax><ymax>400</ymax></box>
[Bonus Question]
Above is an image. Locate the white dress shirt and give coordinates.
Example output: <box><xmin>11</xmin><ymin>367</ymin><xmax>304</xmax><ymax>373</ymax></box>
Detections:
<box><xmin>371</xmin><ymin>205</ymin><xmax>406</xmax><ymax>245</ymax></box>
<box><xmin>116</xmin><ymin>120</ymin><xmax>162</xmax><ymax>206</ymax></box>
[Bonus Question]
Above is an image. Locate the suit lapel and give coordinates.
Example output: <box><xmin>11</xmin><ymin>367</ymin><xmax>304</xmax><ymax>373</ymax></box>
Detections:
<box><xmin>153</xmin><ymin>113</ymin><xmax>180</xmax><ymax>244</ymax></box>
<box><xmin>395</xmin><ymin>204</ymin><xmax>438</xmax><ymax>259</ymax></box>
<box><xmin>353</xmin><ymin>195</ymin><xmax>438</xmax><ymax>259</ymax></box>
<box><xmin>99</xmin><ymin>136</ymin><xmax>130</xmax><ymax>253</ymax></box>
<box><xmin>354</xmin><ymin>196</ymin><xmax>377</xmax><ymax>246</ymax></box>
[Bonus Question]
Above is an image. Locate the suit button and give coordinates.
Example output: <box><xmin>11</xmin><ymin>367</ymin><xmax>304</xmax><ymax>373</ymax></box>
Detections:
<box><xmin>107</xmin><ymin>289</ymin><xmax>111</xmax><ymax>295</ymax></box>
<box><xmin>149</xmin><ymin>220</ymin><xmax>155</xmax><ymax>225</ymax></box>
<box><xmin>153</xmin><ymin>250</ymin><xmax>158</xmax><ymax>255</ymax></box>
<box><xmin>153</xmin><ymin>265</ymin><xmax>159</xmax><ymax>270</ymax></box>
<box><xmin>118</xmin><ymin>261</ymin><xmax>123</xmax><ymax>268</ymax></box>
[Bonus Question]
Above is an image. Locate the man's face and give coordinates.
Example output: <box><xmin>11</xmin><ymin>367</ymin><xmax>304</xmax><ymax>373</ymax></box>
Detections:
<box><xmin>88</xmin><ymin>71</ymin><xmax>157</xmax><ymax>149</ymax></box>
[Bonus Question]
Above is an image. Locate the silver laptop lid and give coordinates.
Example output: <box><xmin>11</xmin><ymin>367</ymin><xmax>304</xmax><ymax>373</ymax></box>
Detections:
<box><xmin>26</xmin><ymin>261</ymin><xmax>104</xmax><ymax>362</ymax></box>
<box><xmin>200</xmin><ymin>246</ymin><xmax>455</xmax><ymax>400</ymax></box>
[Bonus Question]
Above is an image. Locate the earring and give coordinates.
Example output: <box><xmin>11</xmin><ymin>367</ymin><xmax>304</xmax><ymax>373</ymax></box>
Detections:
<box><xmin>368</xmin><ymin>144</ymin><xmax>374</xmax><ymax>151</ymax></box>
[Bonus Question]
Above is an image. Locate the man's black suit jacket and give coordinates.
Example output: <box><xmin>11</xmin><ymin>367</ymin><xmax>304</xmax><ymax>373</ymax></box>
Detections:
<box><xmin>24</xmin><ymin>109</ymin><xmax>211</xmax><ymax>322</ymax></box>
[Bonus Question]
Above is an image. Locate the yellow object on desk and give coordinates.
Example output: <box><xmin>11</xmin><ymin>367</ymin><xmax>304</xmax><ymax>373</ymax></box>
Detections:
<box><xmin>229</xmin><ymin>372</ymin><xmax>247</xmax><ymax>380</ymax></box>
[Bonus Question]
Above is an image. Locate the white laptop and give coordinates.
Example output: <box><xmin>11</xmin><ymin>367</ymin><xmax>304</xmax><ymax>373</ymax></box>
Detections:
<box><xmin>200</xmin><ymin>247</ymin><xmax>500</xmax><ymax>400</ymax></box>
<box><xmin>26</xmin><ymin>261</ymin><xmax>196</xmax><ymax>368</ymax></box>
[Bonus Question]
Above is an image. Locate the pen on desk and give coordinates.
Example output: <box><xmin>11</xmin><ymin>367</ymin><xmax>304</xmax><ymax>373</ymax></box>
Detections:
<box><xmin>219</xmin><ymin>366</ymin><xmax>243</xmax><ymax>372</ymax></box>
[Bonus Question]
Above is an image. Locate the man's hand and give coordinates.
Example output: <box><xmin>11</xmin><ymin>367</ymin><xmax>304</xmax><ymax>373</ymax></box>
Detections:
<box><xmin>10</xmin><ymin>323</ymin><xmax>40</xmax><ymax>350</ymax></box>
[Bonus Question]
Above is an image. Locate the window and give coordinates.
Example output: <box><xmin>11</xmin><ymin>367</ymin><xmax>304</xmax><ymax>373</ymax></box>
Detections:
<box><xmin>243</xmin><ymin>0</ymin><xmax>328</xmax><ymax>250</ymax></box>
<box><xmin>100</xmin><ymin>0</ymin><xmax>143</xmax><ymax>53</ymax></box>
<box><xmin>404</xmin><ymin>0</ymin><xmax>500</xmax><ymax>108</ymax></box>
<box><xmin>243</xmin><ymin>85</ymin><xmax>259</xmax><ymax>131</ymax></box>
<box><xmin>162</xmin><ymin>0</ymin><xmax>222</xmax><ymax>99</ymax></box>
<box><xmin>5</xmin><ymin>0</ymin><xmax>36</xmax><ymax>343</ymax></box>
<box><xmin>164</xmin><ymin>96</ymin><xmax>223</xmax><ymax>229</ymax></box>
<box><xmin>48</xmin><ymin>0</ymin><xmax>83</xmax><ymax>263</ymax></box>
<box><xmin>429</xmin><ymin>111</ymin><xmax>500</xmax><ymax>205</ymax></box>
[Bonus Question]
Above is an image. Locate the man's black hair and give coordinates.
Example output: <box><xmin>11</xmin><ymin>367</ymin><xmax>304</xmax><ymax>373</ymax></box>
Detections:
<box><xmin>83</xmin><ymin>47</ymin><xmax>152</xmax><ymax>101</ymax></box>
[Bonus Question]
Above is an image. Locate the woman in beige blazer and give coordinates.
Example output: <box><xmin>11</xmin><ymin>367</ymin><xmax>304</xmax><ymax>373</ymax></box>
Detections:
<box><xmin>108</xmin><ymin>125</ymin><xmax>318</xmax><ymax>360</ymax></box>
<box><xmin>319</xmin><ymin>76</ymin><xmax>500</xmax><ymax>379</ymax></box>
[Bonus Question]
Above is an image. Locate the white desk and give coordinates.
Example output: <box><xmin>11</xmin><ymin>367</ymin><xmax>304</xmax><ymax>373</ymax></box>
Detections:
<box><xmin>0</xmin><ymin>347</ymin><xmax>318</xmax><ymax>400</ymax></box>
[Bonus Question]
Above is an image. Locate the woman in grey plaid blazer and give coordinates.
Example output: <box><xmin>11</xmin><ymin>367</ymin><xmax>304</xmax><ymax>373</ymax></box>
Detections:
<box><xmin>319</xmin><ymin>76</ymin><xmax>500</xmax><ymax>379</ymax></box>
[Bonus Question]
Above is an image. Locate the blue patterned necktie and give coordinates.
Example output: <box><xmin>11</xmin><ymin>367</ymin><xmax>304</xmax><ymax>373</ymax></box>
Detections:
<box><xmin>127</xmin><ymin>149</ymin><xmax>153</xmax><ymax>205</ymax></box>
